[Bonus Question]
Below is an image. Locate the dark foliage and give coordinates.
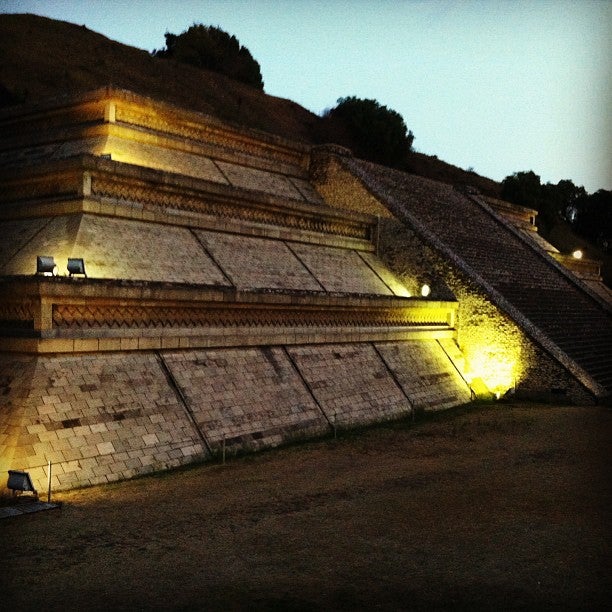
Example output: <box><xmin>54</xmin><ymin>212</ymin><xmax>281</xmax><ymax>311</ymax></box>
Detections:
<box><xmin>501</xmin><ymin>171</ymin><xmax>542</xmax><ymax>210</ymax></box>
<box><xmin>573</xmin><ymin>189</ymin><xmax>612</xmax><ymax>251</ymax></box>
<box><xmin>502</xmin><ymin>171</ymin><xmax>611</xmax><ymax>250</ymax></box>
<box><xmin>324</xmin><ymin>96</ymin><xmax>414</xmax><ymax>168</ymax></box>
<box><xmin>153</xmin><ymin>24</ymin><xmax>264</xmax><ymax>90</ymax></box>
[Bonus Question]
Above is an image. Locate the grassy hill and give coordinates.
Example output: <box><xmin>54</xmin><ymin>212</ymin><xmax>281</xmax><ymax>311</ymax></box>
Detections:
<box><xmin>0</xmin><ymin>13</ymin><xmax>500</xmax><ymax>197</ymax></box>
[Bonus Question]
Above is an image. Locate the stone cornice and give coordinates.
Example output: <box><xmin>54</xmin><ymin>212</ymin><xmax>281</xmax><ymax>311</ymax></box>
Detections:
<box><xmin>0</xmin><ymin>87</ymin><xmax>310</xmax><ymax>172</ymax></box>
<box><xmin>0</xmin><ymin>276</ymin><xmax>458</xmax><ymax>353</ymax></box>
<box><xmin>0</xmin><ymin>155</ymin><xmax>375</xmax><ymax>242</ymax></box>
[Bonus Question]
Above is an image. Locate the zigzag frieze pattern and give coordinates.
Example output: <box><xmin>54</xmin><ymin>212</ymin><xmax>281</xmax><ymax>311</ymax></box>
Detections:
<box><xmin>52</xmin><ymin>303</ymin><xmax>449</xmax><ymax>329</ymax></box>
<box><xmin>90</xmin><ymin>175</ymin><xmax>369</xmax><ymax>239</ymax></box>
<box><xmin>0</xmin><ymin>302</ymin><xmax>35</xmax><ymax>327</ymax></box>
<box><xmin>1</xmin><ymin>172</ymin><xmax>79</xmax><ymax>202</ymax></box>
<box><xmin>114</xmin><ymin>105</ymin><xmax>303</xmax><ymax>167</ymax></box>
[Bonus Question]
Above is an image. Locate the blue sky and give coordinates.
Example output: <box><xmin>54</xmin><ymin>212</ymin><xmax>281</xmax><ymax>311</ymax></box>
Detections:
<box><xmin>2</xmin><ymin>0</ymin><xmax>610</xmax><ymax>192</ymax></box>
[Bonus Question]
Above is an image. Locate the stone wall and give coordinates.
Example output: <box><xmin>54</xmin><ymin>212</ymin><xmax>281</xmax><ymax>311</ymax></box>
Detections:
<box><xmin>377</xmin><ymin>218</ymin><xmax>595</xmax><ymax>404</ymax></box>
<box><xmin>0</xmin><ymin>89</ymin><xmax>477</xmax><ymax>496</ymax></box>
<box><xmin>1</xmin><ymin>214</ymin><xmax>411</xmax><ymax>295</ymax></box>
<box><xmin>310</xmin><ymin>146</ymin><xmax>393</xmax><ymax>218</ymax></box>
<box><xmin>0</xmin><ymin>352</ymin><xmax>207</xmax><ymax>492</ymax></box>
<box><xmin>1</xmin><ymin>339</ymin><xmax>471</xmax><ymax>493</ymax></box>
<box><xmin>374</xmin><ymin>340</ymin><xmax>471</xmax><ymax>412</ymax></box>
<box><xmin>162</xmin><ymin>347</ymin><xmax>329</xmax><ymax>453</ymax></box>
<box><xmin>1</xmin><ymin>214</ymin><xmax>231</xmax><ymax>283</ymax></box>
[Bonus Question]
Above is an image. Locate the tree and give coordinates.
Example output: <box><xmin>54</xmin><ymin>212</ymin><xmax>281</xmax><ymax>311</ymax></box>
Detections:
<box><xmin>153</xmin><ymin>24</ymin><xmax>264</xmax><ymax>90</ymax></box>
<box><xmin>324</xmin><ymin>97</ymin><xmax>414</xmax><ymax>168</ymax></box>
<box><xmin>539</xmin><ymin>179</ymin><xmax>587</xmax><ymax>233</ymax></box>
<box><xmin>501</xmin><ymin>172</ymin><xmax>592</xmax><ymax>235</ymax></box>
<box><xmin>501</xmin><ymin>171</ymin><xmax>542</xmax><ymax>210</ymax></box>
<box><xmin>574</xmin><ymin>189</ymin><xmax>612</xmax><ymax>251</ymax></box>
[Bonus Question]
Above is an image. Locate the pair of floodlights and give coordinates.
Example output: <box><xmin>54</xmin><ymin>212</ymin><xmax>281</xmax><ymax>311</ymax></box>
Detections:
<box><xmin>36</xmin><ymin>256</ymin><xmax>87</xmax><ymax>277</ymax></box>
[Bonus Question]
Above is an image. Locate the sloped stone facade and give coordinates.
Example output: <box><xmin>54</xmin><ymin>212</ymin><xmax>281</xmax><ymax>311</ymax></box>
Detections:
<box><xmin>0</xmin><ymin>89</ymin><xmax>470</xmax><ymax>492</ymax></box>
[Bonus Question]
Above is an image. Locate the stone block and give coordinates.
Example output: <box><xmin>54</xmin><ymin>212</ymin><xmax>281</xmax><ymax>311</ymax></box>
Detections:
<box><xmin>287</xmin><ymin>343</ymin><xmax>412</xmax><ymax>427</ymax></box>
<box><xmin>374</xmin><ymin>340</ymin><xmax>471</xmax><ymax>411</ymax></box>
<box><xmin>162</xmin><ymin>347</ymin><xmax>329</xmax><ymax>452</ymax></box>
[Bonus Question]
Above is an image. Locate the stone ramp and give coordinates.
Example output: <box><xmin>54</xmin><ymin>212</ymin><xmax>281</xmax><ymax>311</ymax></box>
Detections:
<box><xmin>162</xmin><ymin>347</ymin><xmax>329</xmax><ymax>453</ymax></box>
<box><xmin>349</xmin><ymin>159</ymin><xmax>612</xmax><ymax>398</ymax></box>
<box><xmin>0</xmin><ymin>353</ymin><xmax>208</xmax><ymax>491</ymax></box>
<box><xmin>1</xmin><ymin>214</ymin><xmax>408</xmax><ymax>296</ymax></box>
<box><xmin>374</xmin><ymin>340</ymin><xmax>472</xmax><ymax>411</ymax></box>
<box><xmin>498</xmin><ymin>284</ymin><xmax>612</xmax><ymax>393</ymax></box>
<box><xmin>0</xmin><ymin>340</ymin><xmax>471</xmax><ymax>492</ymax></box>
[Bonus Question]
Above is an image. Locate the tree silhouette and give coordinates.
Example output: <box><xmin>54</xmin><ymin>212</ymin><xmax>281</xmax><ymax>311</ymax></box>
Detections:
<box><xmin>501</xmin><ymin>171</ymin><xmax>542</xmax><ymax>210</ymax></box>
<box><xmin>324</xmin><ymin>97</ymin><xmax>414</xmax><ymax>168</ymax></box>
<box><xmin>574</xmin><ymin>189</ymin><xmax>612</xmax><ymax>251</ymax></box>
<box><xmin>502</xmin><ymin>171</ymin><xmax>610</xmax><ymax>247</ymax></box>
<box><xmin>153</xmin><ymin>24</ymin><xmax>264</xmax><ymax>90</ymax></box>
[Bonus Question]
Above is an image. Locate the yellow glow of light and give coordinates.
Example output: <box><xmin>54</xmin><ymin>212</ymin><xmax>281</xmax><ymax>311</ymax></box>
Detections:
<box><xmin>394</xmin><ymin>286</ymin><xmax>412</xmax><ymax>298</ymax></box>
<box><xmin>383</xmin><ymin>276</ymin><xmax>412</xmax><ymax>298</ymax></box>
<box><xmin>458</xmin><ymin>294</ymin><xmax>529</xmax><ymax>399</ymax></box>
<box><xmin>421</xmin><ymin>284</ymin><xmax>431</xmax><ymax>297</ymax></box>
<box><xmin>572</xmin><ymin>249</ymin><xmax>583</xmax><ymax>259</ymax></box>
<box><xmin>461</xmin><ymin>333</ymin><xmax>524</xmax><ymax>398</ymax></box>
<box><xmin>465</xmin><ymin>353</ymin><xmax>517</xmax><ymax>397</ymax></box>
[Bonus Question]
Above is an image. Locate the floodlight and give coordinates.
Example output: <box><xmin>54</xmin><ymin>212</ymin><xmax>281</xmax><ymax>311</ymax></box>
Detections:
<box><xmin>420</xmin><ymin>283</ymin><xmax>431</xmax><ymax>297</ymax></box>
<box><xmin>7</xmin><ymin>470</ymin><xmax>38</xmax><ymax>497</ymax></box>
<box><xmin>572</xmin><ymin>249</ymin><xmax>583</xmax><ymax>260</ymax></box>
<box><xmin>67</xmin><ymin>258</ymin><xmax>87</xmax><ymax>277</ymax></box>
<box><xmin>36</xmin><ymin>256</ymin><xmax>58</xmax><ymax>276</ymax></box>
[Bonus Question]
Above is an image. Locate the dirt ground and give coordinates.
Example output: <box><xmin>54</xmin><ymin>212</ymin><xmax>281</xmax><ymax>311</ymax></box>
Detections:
<box><xmin>2</xmin><ymin>401</ymin><xmax>611</xmax><ymax>611</ymax></box>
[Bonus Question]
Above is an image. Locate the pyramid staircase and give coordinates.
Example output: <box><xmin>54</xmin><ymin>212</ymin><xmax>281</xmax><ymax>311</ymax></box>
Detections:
<box><xmin>335</xmin><ymin>157</ymin><xmax>612</xmax><ymax>400</ymax></box>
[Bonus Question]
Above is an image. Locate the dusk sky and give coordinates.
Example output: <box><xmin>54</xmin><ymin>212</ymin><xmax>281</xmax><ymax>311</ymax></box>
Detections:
<box><xmin>2</xmin><ymin>0</ymin><xmax>610</xmax><ymax>192</ymax></box>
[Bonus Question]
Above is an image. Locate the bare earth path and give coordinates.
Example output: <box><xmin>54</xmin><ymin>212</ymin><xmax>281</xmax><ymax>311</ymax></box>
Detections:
<box><xmin>2</xmin><ymin>402</ymin><xmax>610</xmax><ymax>611</ymax></box>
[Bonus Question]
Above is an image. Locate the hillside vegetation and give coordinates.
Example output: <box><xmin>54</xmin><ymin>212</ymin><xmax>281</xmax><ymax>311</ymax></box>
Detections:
<box><xmin>0</xmin><ymin>13</ymin><xmax>500</xmax><ymax>196</ymax></box>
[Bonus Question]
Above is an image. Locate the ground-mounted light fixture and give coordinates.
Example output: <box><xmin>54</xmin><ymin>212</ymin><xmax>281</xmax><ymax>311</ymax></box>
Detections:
<box><xmin>36</xmin><ymin>255</ymin><xmax>58</xmax><ymax>276</ymax></box>
<box><xmin>67</xmin><ymin>258</ymin><xmax>87</xmax><ymax>277</ymax></box>
<box><xmin>420</xmin><ymin>283</ymin><xmax>431</xmax><ymax>297</ymax></box>
<box><xmin>572</xmin><ymin>249</ymin><xmax>583</xmax><ymax>259</ymax></box>
<box><xmin>7</xmin><ymin>470</ymin><xmax>38</xmax><ymax>499</ymax></box>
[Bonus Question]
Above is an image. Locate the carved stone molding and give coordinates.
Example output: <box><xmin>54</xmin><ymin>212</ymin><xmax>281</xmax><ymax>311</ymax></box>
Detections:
<box><xmin>52</xmin><ymin>302</ymin><xmax>451</xmax><ymax>331</ymax></box>
<box><xmin>114</xmin><ymin>103</ymin><xmax>307</xmax><ymax>169</ymax></box>
<box><xmin>1</xmin><ymin>157</ymin><xmax>372</xmax><ymax>241</ymax></box>
<box><xmin>0</xmin><ymin>301</ymin><xmax>35</xmax><ymax>329</ymax></box>
<box><xmin>88</xmin><ymin>171</ymin><xmax>371</xmax><ymax>240</ymax></box>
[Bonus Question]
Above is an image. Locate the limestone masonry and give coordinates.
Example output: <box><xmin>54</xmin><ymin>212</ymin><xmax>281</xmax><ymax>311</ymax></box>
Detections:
<box><xmin>1</xmin><ymin>88</ymin><xmax>610</xmax><ymax>492</ymax></box>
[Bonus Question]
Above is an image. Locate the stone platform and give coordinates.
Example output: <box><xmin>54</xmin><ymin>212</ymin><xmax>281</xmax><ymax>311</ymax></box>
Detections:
<box><xmin>0</xmin><ymin>89</ymin><xmax>473</xmax><ymax>492</ymax></box>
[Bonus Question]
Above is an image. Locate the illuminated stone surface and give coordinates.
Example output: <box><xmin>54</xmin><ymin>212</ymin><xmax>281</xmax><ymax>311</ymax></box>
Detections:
<box><xmin>374</xmin><ymin>340</ymin><xmax>472</xmax><ymax>411</ymax></box>
<box><xmin>287</xmin><ymin>343</ymin><xmax>412</xmax><ymax>427</ymax></box>
<box><xmin>163</xmin><ymin>347</ymin><xmax>329</xmax><ymax>452</ymax></box>
<box><xmin>315</xmin><ymin>153</ymin><xmax>612</xmax><ymax>400</ymax></box>
<box><xmin>0</xmin><ymin>352</ymin><xmax>207</xmax><ymax>490</ymax></box>
<box><xmin>1</xmin><ymin>87</ymin><xmax>609</xmax><ymax>493</ymax></box>
<box><xmin>193</xmin><ymin>230</ymin><xmax>323</xmax><ymax>291</ymax></box>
